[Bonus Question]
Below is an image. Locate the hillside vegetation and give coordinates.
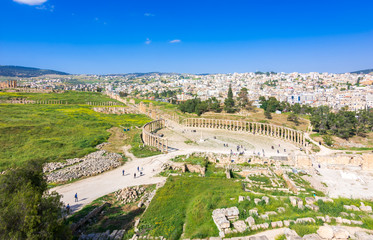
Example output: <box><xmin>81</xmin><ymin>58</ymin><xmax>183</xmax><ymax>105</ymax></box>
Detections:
<box><xmin>0</xmin><ymin>65</ymin><xmax>68</xmax><ymax>77</ymax></box>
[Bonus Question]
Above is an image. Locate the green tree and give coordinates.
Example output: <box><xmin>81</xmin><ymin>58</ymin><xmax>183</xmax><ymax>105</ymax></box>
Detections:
<box><xmin>224</xmin><ymin>85</ymin><xmax>236</xmax><ymax>113</ymax></box>
<box><xmin>0</xmin><ymin>161</ymin><xmax>72</xmax><ymax>239</ymax></box>
<box><xmin>287</xmin><ymin>113</ymin><xmax>300</xmax><ymax>126</ymax></box>
<box><xmin>264</xmin><ymin>110</ymin><xmax>272</xmax><ymax>119</ymax></box>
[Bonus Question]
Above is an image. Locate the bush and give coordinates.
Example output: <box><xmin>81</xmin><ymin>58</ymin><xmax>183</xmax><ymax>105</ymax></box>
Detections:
<box><xmin>322</xmin><ymin>135</ymin><xmax>334</xmax><ymax>146</ymax></box>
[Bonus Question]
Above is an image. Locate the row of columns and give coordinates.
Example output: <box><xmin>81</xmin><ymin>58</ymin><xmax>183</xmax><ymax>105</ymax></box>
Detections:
<box><xmin>86</xmin><ymin>101</ymin><xmax>120</xmax><ymax>106</ymax></box>
<box><xmin>142</xmin><ymin>119</ymin><xmax>168</xmax><ymax>153</ymax></box>
<box><xmin>183</xmin><ymin>118</ymin><xmax>306</xmax><ymax>147</ymax></box>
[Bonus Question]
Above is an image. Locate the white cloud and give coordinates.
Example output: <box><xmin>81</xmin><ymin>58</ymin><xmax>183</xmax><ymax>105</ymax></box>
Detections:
<box><xmin>144</xmin><ymin>13</ymin><xmax>155</xmax><ymax>17</ymax></box>
<box><xmin>169</xmin><ymin>39</ymin><xmax>181</xmax><ymax>43</ymax></box>
<box><xmin>36</xmin><ymin>4</ymin><xmax>54</xmax><ymax>12</ymax></box>
<box><xmin>13</xmin><ymin>0</ymin><xmax>47</xmax><ymax>6</ymax></box>
<box><xmin>145</xmin><ymin>38</ymin><xmax>151</xmax><ymax>45</ymax></box>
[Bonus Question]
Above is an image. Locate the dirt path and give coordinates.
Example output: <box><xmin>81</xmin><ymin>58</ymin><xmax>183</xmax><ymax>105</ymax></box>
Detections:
<box><xmin>52</xmin><ymin>147</ymin><xmax>193</xmax><ymax>213</ymax></box>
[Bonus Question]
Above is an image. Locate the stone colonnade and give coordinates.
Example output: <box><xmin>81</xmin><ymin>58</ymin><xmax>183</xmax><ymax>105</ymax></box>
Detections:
<box><xmin>86</xmin><ymin>101</ymin><xmax>121</xmax><ymax>106</ymax></box>
<box><xmin>0</xmin><ymin>99</ymin><xmax>68</xmax><ymax>105</ymax></box>
<box><xmin>183</xmin><ymin>118</ymin><xmax>306</xmax><ymax>147</ymax></box>
<box><xmin>142</xmin><ymin>119</ymin><xmax>168</xmax><ymax>153</ymax></box>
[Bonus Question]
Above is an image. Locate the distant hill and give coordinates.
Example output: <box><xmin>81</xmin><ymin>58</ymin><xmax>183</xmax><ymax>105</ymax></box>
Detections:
<box><xmin>351</xmin><ymin>69</ymin><xmax>373</xmax><ymax>74</ymax></box>
<box><xmin>0</xmin><ymin>65</ymin><xmax>69</xmax><ymax>77</ymax></box>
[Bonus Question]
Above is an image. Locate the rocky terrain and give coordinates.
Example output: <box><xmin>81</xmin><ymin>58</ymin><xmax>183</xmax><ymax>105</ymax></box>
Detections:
<box><xmin>46</xmin><ymin>150</ymin><xmax>122</xmax><ymax>183</ymax></box>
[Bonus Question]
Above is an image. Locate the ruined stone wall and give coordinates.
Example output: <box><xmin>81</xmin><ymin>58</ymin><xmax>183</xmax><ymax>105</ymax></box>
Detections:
<box><xmin>315</xmin><ymin>153</ymin><xmax>373</xmax><ymax>170</ymax></box>
<box><xmin>92</xmin><ymin>107</ymin><xmax>134</xmax><ymax>114</ymax></box>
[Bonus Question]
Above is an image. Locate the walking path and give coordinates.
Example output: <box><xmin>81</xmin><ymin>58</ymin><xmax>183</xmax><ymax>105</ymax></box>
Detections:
<box><xmin>52</xmin><ymin>148</ymin><xmax>193</xmax><ymax>213</ymax></box>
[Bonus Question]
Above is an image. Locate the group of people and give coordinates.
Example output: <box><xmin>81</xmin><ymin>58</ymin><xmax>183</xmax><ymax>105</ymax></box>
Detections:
<box><xmin>121</xmin><ymin>166</ymin><xmax>145</xmax><ymax>179</ymax></box>
<box><xmin>133</xmin><ymin>166</ymin><xmax>144</xmax><ymax>178</ymax></box>
<box><xmin>65</xmin><ymin>192</ymin><xmax>78</xmax><ymax>215</ymax></box>
<box><xmin>229</xmin><ymin>144</ymin><xmax>247</xmax><ymax>156</ymax></box>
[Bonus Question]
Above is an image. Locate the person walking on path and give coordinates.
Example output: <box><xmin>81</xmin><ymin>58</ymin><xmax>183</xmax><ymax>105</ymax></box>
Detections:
<box><xmin>66</xmin><ymin>204</ymin><xmax>70</xmax><ymax>215</ymax></box>
<box><xmin>134</xmin><ymin>173</ymin><xmax>136</xmax><ymax>178</ymax></box>
<box><xmin>74</xmin><ymin>193</ymin><xmax>78</xmax><ymax>202</ymax></box>
<box><xmin>137</xmin><ymin>166</ymin><xmax>139</xmax><ymax>172</ymax></box>
<box><xmin>122</xmin><ymin>169</ymin><xmax>125</xmax><ymax>176</ymax></box>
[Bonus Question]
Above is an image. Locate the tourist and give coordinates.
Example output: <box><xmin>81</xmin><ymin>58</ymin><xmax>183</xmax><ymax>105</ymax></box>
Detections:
<box><xmin>277</xmin><ymin>150</ymin><xmax>279</xmax><ymax>154</ymax></box>
<box><xmin>74</xmin><ymin>193</ymin><xmax>78</xmax><ymax>202</ymax></box>
<box><xmin>122</xmin><ymin>169</ymin><xmax>125</xmax><ymax>176</ymax></box>
<box><xmin>66</xmin><ymin>204</ymin><xmax>70</xmax><ymax>215</ymax></box>
<box><xmin>134</xmin><ymin>173</ymin><xmax>136</xmax><ymax>178</ymax></box>
<box><xmin>137</xmin><ymin>166</ymin><xmax>139</xmax><ymax>172</ymax></box>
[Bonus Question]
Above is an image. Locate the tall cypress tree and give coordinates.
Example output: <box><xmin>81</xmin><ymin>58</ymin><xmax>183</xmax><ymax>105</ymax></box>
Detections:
<box><xmin>224</xmin><ymin>84</ymin><xmax>235</xmax><ymax>113</ymax></box>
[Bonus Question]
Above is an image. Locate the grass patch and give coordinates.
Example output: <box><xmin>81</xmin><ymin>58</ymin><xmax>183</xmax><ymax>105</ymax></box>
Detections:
<box><xmin>129</xmin><ymin>132</ymin><xmax>161</xmax><ymax>158</ymax></box>
<box><xmin>289</xmin><ymin>224</ymin><xmax>318</xmax><ymax>237</ymax></box>
<box><xmin>0</xmin><ymin>99</ymin><xmax>150</xmax><ymax>170</ymax></box>
<box><xmin>139</xmin><ymin>176</ymin><xmax>245</xmax><ymax>239</ymax></box>
<box><xmin>0</xmin><ymin>91</ymin><xmax>123</xmax><ymax>105</ymax></box>
<box><xmin>248</xmin><ymin>175</ymin><xmax>271</xmax><ymax>184</ymax></box>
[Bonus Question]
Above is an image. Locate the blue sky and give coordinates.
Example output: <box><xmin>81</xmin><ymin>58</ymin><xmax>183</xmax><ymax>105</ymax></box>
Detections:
<box><xmin>1</xmin><ymin>0</ymin><xmax>372</xmax><ymax>74</ymax></box>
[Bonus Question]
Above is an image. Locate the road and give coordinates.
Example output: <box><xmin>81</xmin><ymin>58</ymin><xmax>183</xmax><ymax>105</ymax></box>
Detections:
<box><xmin>52</xmin><ymin>148</ymin><xmax>191</xmax><ymax>213</ymax></box>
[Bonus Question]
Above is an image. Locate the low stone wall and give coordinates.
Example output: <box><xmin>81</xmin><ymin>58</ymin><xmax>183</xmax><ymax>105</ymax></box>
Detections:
<box><xmin>92</xmin><ymin>107</ymin><xmax>130</xmax><ymax>114</ymax></box>
<box><xmin>162</xmin><ymin>161</ymin><xmax>206</xmax><ymax>176</ymax></box>
<box><xmin>71</xmin><ymin>202</ymin><xmax>111</xmax><ymax>233</ymax></box>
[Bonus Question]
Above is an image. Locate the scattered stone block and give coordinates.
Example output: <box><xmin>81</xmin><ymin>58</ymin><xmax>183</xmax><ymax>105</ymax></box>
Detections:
<box><xmin>226</xmin><ymin>207</ymin><xmax>239</xmax><ymax>220</ymax></box>
<box><xmin>260</xmin><ymin>214</ymin><xmax>269</xmax><ymax>220</ymax></box>
<box><xmin>302</xmin><ymin>234</ymin><xmax>322</xmax><ymax>240</ymax></box>
<box><xmin>335</xmin><ymin>217</ymin><xmax>343</xmax><ymax>223</ymax></box>
<box><xmin>342</xmin><ymin>218</ymin><xmax>351</xmax><ymax>225</ymax></box>
<box><xmin>297</xmin><ymin>201</ymin><xmax>304</xmax><ymax>210</ymax></box>
<box><xmin>245</xmin><ymin>216</ymin><xmax>255</xmax><ymax>226</ymax></box>
<box><xmin>254</xmin><ymin>198</ymin><xmax>261</xmax><ymax>205</ymax></box>
<box><xmin>238</xmin><ymin>196</ymin><xmax>245</xmax><ymax>202</ymax></box>
<box><xmin>351</xmin><ymin>220</ymin><xmax>363</xmax><ymax>225</ymax></box>
<box><xmin>305</xmin><ymin>197</ymin><xmax>315</xmax><ymax>205</ymax></box>
<box><xmin>271</xmin><ymin>221</ymin><xmax>283</xmax><ymax>228</ymax></box>
<box><xmin>343</xmin><ymin>205</ymin><xmax>352</xmax><ymax>211</ymax></box>
<box><xmin>340</xmin><ymin>212</ymin><xmax>349</xmax><ymax>216</ymax></box>
<box><xmin>249</xmin><ymin>209</ymin><xmax>258</xmax><ymax>216</ymax></box>
<box><xmin>333</xmin><ymin>228</ymin><xmax>350</xmax><ymax>239</ymax></box>
<box><xmin>296</xmin><ymin>217</ymin><xmax>315</xmax><ymax>224</ymax></box>
<box><xmin>265</xmin><ymin>211</ymin><xmax>277</xmax><ymax>216</ymax></box>
<box><xmin>325</xmin><ymin>215</ymin><xmax>331</xmax><ymax>223</ymax></box>
<box><xmin>317</xmin><ymin>225</ymin><xmax>334</xmax><ymax>239</ymax></box>
<box><xmin>316</xmin><ymin>216</ymin><xmax>325</xmax><ymax>222</ymax></box>
<box><xmin>360</xmin><ymin>202</ymin><xmax>373</xmax><ymax>213</ymax></box>
<box><xmin>232</xmin><ymin>220</ymin><xmax>247</xmax><ymax>233</ymax></box>
<box><xmin>262</xmin><ymin>196</ymin><xmax>269</xmax><ymax>204</ymax></box>
<box><xmin>277</xmin><ymin>207</ymin><xmax>285</xmax><ymax>213</ymax></box>
<box><xmin>351</xmin><ymin>205</ymin><xmax>360</xmax><ymax>211</ymax></box>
